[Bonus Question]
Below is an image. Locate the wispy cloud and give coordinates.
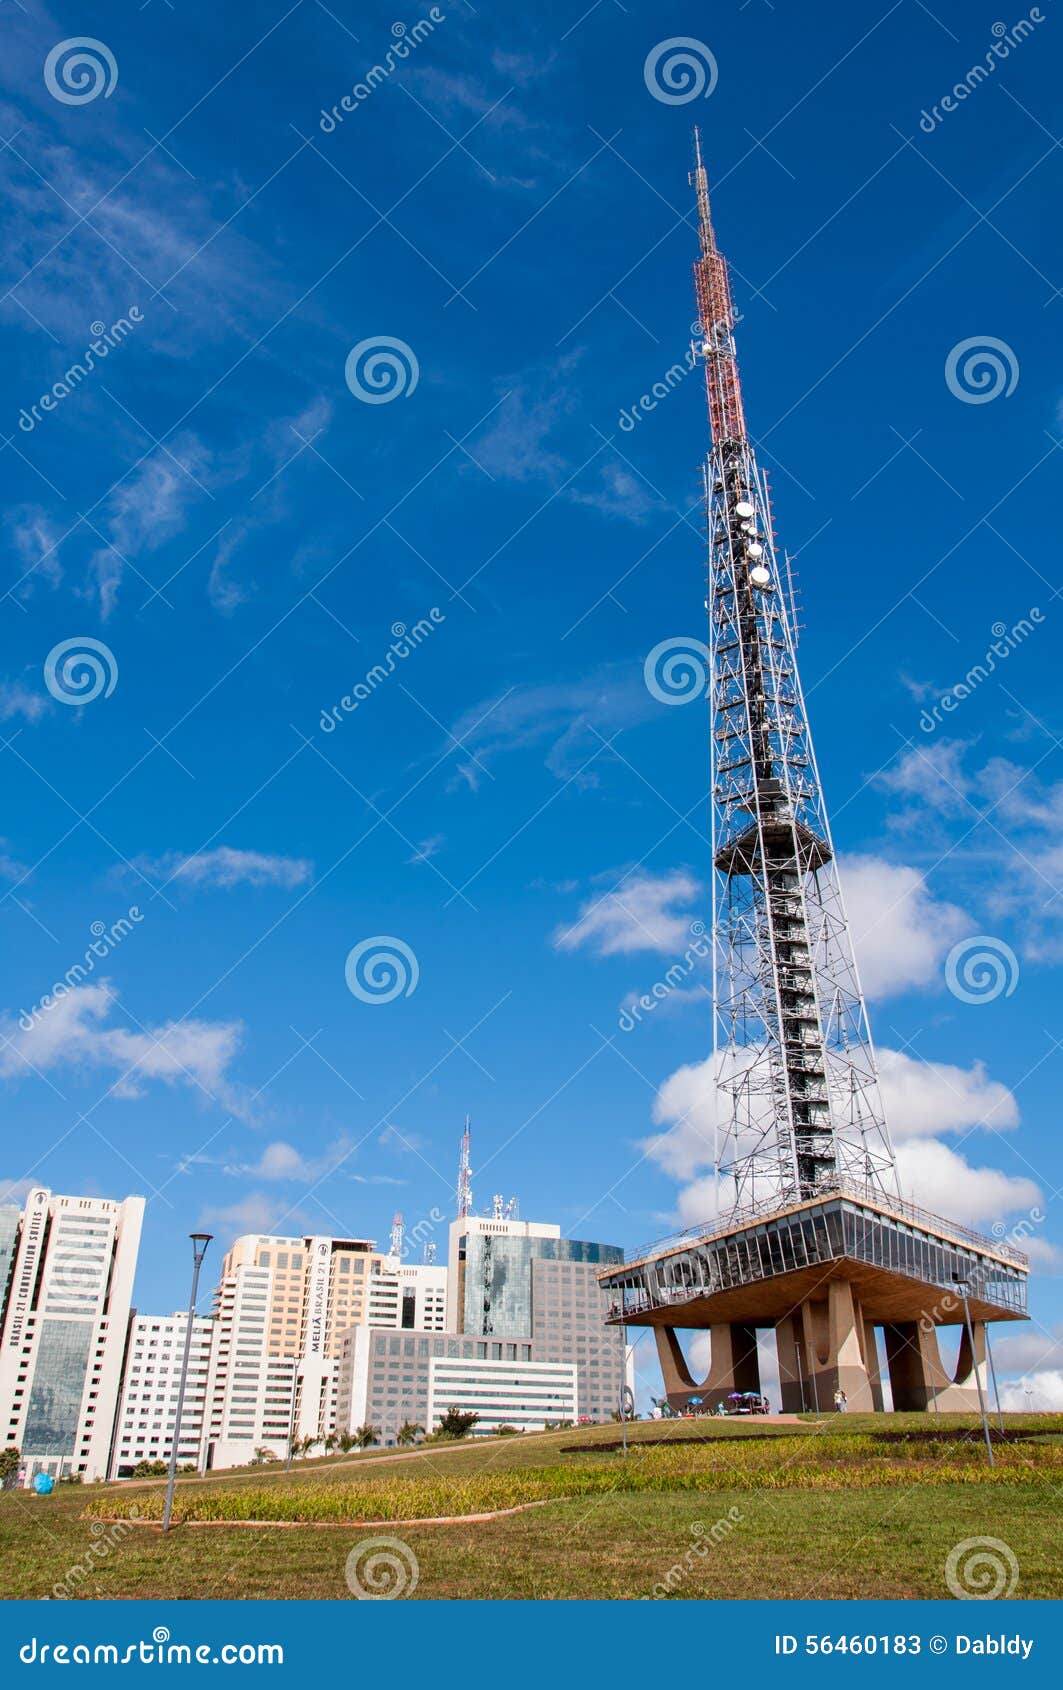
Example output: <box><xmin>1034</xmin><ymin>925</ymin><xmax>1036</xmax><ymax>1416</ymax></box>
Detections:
<box><xmin>554</xmin><ymin>870</ymin><xmax>702</xmax><ymax>957</ymax></box>
<box><xmin>0</xmin><ymin>982</ymin><xmax>248</xmax><ymax>1117</ymax></box>
<box><xmin>134</xmin><ymin>847</ymin><xmax>314</xmax><ymax>892</ymax></box>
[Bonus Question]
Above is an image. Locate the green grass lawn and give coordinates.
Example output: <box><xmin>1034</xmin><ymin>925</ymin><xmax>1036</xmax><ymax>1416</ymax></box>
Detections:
<box><xmin>2</xmin><ymin>1414</ymin><xmax>1060</xmax><ymax>1601</ymax></box>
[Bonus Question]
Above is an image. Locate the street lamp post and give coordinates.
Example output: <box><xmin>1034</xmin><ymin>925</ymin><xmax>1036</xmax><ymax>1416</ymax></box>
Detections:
<box><xmin>954</xmin><ymin>1280</ymin><xmax>994</xmax><ymax>1468</ymax></box>
<box><xmin>162</xmin><ymin>1233</ymin><xmax>212</xmax><ymax>1533</ymax></box>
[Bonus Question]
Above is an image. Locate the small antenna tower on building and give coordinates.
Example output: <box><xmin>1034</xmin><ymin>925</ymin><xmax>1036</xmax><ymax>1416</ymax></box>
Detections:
<box><xmin>389</xmin><ymin>1212</ymin><xmax>404</xmax><ymax>1259</ymax></box>
<box><xmin>456</xmin><ymin>1116</ymin><xmax>473</xmax><ymax>1219</ymax></box>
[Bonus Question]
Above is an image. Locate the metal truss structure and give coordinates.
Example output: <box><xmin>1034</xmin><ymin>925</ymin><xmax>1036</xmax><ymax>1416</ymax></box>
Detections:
<box><xmin>692</xmin><ymin>132</ymin><xmax>897</xmax><ymax>1211</ymax></box>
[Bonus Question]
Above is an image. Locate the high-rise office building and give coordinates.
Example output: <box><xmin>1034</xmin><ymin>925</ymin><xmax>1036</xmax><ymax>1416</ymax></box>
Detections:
<box><xmin>199</xmin><ymin>1231</ymin><xmax>449</xmax><ymax>1469</ymax></box>
<box><xmin>337</xmin><ymin>1213</ymin><xmax>627</xmax><ymax>1444</ymax></box>
<box><xmin>108</xmin><ymin>1312</ymin><xmax>214</xmax><ymax>1479</ymax></box>
<box><xmin>449</xmin><ymin>1215</ymin><xmax>625</xmax><ymax>1424</ymax></box>
<box><xmin>0</xmin><ymin>1188</ymin><xmax>144</xmax><ymax>1482</ymax></box>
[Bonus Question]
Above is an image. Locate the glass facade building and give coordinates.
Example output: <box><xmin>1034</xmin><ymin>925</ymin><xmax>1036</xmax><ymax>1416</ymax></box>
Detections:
<box><xmin>458</xmin><ymin>1232</ymin><xmax>623</xmax><ymax>1338</ymax></box>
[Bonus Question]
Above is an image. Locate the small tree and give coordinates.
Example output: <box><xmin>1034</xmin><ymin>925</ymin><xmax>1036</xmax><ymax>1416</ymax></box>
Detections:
<box><xmin>0</xmin><ymin>1446</ymin><xmax>21</xmax><ymax>1490</ymax></box>
<box><xmin>337</xmin><ymin>1433</ymin><xmax>357</xmax><ymax>1454</ymax></box>
<box><xmin>435</xmin><ymin>1406</ymin><xmax>480</xmax><ymax>1440</ymax></box>
<box><xmin>322</xmin><ymin>1433</ymin><xmax>338</xmax><ymax>1455</ymax></box>
<box><xmin>252</xmin><ymin>1447</ymin><xmax>276</xmax><ymax>1466</ymax></box>
<box><xmin>396</xmin><ymin>1420</ymin><xmax>423</xmax><ymax>1446</ymax></box>
<box><xmin>492</xmin><ymin>1424</ymin><xmax>518</xmax><ymax>1437</ymax></box>
<box><xmin>353</xmin><ymin>1424</ymin><xmax>380</xmax><ymax>1449</ymax></box>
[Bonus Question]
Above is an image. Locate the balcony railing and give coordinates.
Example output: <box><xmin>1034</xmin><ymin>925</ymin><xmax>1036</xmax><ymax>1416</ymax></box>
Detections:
<box><xmin>608</xmin><ymin>1179</ymin><xmax>1028</xmax><ymax>1273</ymax></box>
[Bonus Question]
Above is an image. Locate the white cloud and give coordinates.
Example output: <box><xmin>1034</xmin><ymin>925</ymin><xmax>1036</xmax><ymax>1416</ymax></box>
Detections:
<box><xmin>991</xmin><ymin>1325</ymin><xmax>1063</xmax><ymax>1375</ymax></box>
<box><xmin>0</xmin><ymin>679</ymin><xmax>50</xmax><ymax>725</ymax></box>
<box><xmin>876</xmin><ymin>739</ymin><xmax>973</xmax><ymax>818</ymax></box>
<box><xmin>895</xmin><ymin>1138</ymin><xmax>1040</xmax><ymax>1225</ymax></box>
<box><xmin>555</xmin><ymin>870</ymin><xmax>701</xmax><ymax>957</ymax></box>
<box><xmin>201</xmin><ymin>1192</ymin><xmax>295</xmax><ymax>1237</ymax></box>
<box><xmin>88</xmin><ymin>436</ymin><xmax>211</xmax><ymax>616</ymax></box>
<box><xmin>136</xmin><ymin>847</ymin><xmax>313</xmax><ymax>891</ymax></box>
<box><xmin>0</xmin><ymin>983</ymin><xmax>247</xmax><ymax>1116</ymax></box>
<box><xmin>998</xmin><ymin>1370</ymin><xmax>1063</xmax><ymax>1411</ymax></box>
<box><xmin>877</xmin><ymin>1047</ymin><xmax>1018</xmax><ymax>1140</ymax></box>
<box><xmin>446</xmin><ymin>665</ymin><xmax>655</xmax><ymax>791</ymax></box>
<box><xmin>0</xmin><ymin>1178</ymin><xmax>34</xmax><ymax>1208</ymax></box>
<box><xmin>842</xmin><ymin>855</ymin><xmax>968</xmax><ymax>999</ymax></box>
<box><xmin>644</xmin><ymin>1043</ymin><xmax>1037</xmax><ymax>1236</ymax></box>
<box><xmin>224</xmin><ymin>1138</ymin><xmax>348</xmax><ymax>1183</ymax></box>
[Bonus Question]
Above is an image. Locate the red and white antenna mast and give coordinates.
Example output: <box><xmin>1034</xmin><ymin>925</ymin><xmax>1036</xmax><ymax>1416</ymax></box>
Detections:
<box><xmin>694</xmin><ymin>131</ymin><xmax>897</xmax><ymax>1209</ymax></box>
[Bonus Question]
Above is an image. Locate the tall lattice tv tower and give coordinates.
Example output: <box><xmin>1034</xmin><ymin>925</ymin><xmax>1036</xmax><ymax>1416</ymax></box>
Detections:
<box><xmin>693</xmin><ymin>129</ymin><xmax>895</xmax><ymax>1212</ymax></box>
<box><xmin>599</xmin><ymin>136</ymin><xmax>1028</xmax><ymax>1415</ymax></box>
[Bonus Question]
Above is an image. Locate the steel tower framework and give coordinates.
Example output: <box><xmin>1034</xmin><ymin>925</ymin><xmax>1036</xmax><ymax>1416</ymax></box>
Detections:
<box><xmin>693</xmin><ymin>131</ymin><xmax>897</xmax><ymax>1211</ymax></box>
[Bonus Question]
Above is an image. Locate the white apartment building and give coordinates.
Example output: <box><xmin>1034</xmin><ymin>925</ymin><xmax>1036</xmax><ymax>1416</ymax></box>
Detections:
<box><xmin>108</xmin><ymin>1312</ymin><xmax>214</xmax><ymax>1478</ymax></box>
<box><xmin>337</xmin><ymin>1325</ymin><xmax>579</xmax><ymax>1441</ymax></box>
<box><xmin>0</xmin><ymin>1188</ymin><xmax>144</xmax><ymax>1482</ymax></box>
<box><xmin>367</xmin><ymin>1260</ymin><xmax>447</xmax><ymax>1331</ymax></box>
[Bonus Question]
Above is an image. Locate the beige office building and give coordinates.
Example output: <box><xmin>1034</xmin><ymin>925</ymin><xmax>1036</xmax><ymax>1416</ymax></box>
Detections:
<box><xmin>199</xmin><ymin>1232</ymin><xmax>447</xmax><ymax>1469</ymax></box>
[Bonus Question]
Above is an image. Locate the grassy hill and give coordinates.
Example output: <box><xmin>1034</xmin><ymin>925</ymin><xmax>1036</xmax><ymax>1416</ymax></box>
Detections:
<box><xmin>2</xmin><ymin>1413</ymin><xmax>1060</xmax><ymax>1600</ymax></box>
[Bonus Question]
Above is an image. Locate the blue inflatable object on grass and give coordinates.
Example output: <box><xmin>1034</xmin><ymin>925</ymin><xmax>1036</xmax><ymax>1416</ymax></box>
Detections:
<box><xmin>32</xmin><ymin>1473</ymin><xmax>54</xmax><ymax>1496</ymax></box>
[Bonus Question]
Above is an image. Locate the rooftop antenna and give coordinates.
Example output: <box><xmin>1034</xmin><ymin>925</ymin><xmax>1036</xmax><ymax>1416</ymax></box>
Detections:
<box><xmin>456</xmin><ymin>1116</ymin><xmax>473</xmax><ymax>1219</ymax></box>
<box><xmin>389</xmin><ymin>1212</ymin><xmax>404</xmax><ymax>1259</ymax></box>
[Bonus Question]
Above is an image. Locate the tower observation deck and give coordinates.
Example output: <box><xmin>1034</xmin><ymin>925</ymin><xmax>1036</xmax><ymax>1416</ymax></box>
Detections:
<box><xmin>598</xmin><ymin>136</ymin><xmax>1028</xmax><ymax>1413</ymax></box>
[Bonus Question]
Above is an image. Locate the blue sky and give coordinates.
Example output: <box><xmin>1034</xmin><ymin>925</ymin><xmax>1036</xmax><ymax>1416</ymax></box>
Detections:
<box><xmin>1</xmin><ymin>0</ymin><xmax>1061</xmax><ymax>1405</ymax></box>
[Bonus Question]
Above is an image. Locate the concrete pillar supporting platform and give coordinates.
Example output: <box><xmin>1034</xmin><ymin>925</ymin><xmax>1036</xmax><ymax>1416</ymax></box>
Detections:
<box><xmin>654</xmin><ymin>1322</ymin><xmax>760</xmax><ymax>1412</ymax></box>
